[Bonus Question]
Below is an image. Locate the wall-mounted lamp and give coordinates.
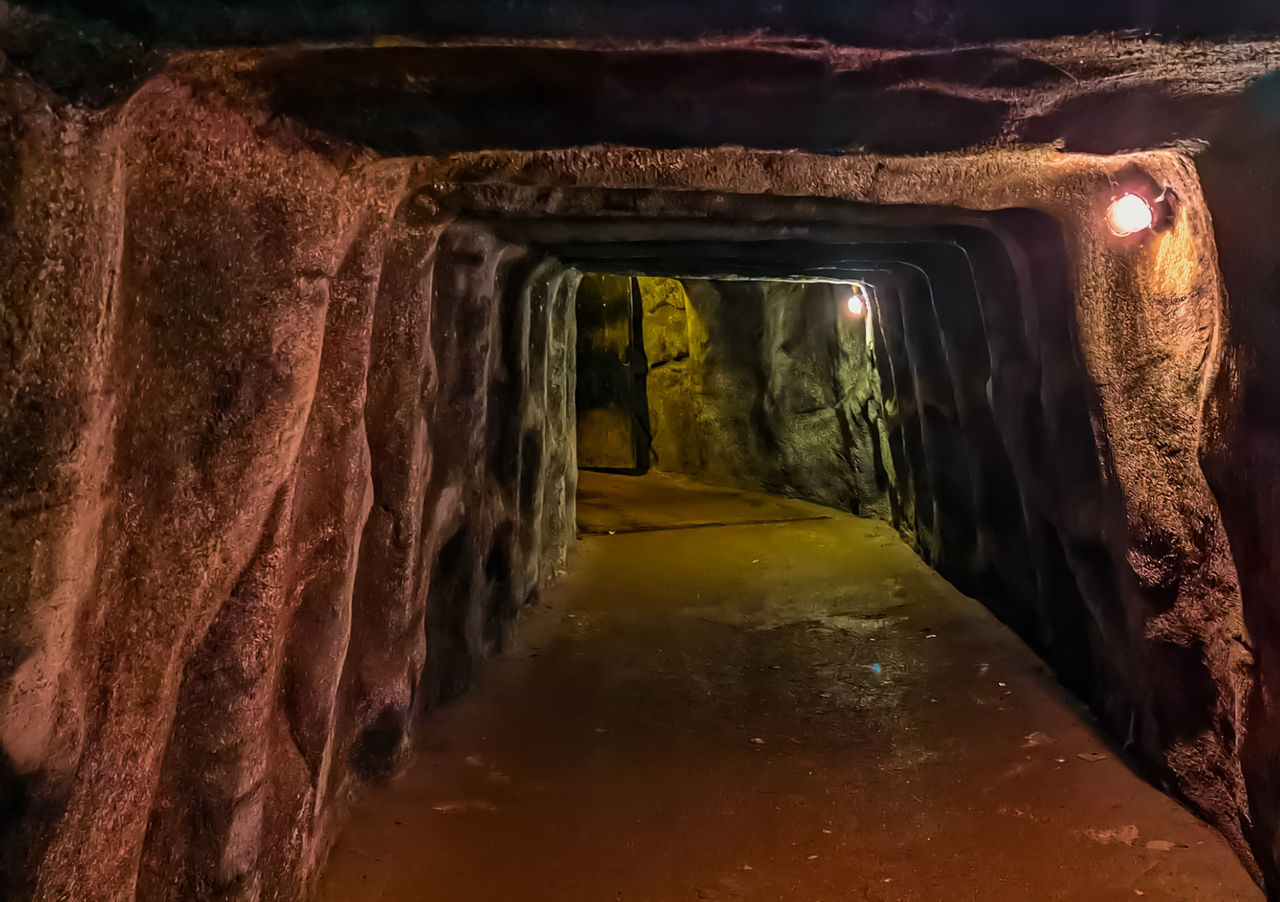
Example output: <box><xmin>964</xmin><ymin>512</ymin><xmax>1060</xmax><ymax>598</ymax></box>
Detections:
<box><xmin>845</xmin><ymin>282</ymin><xmax>868</xmax><ymax>317</ymax></box>
<box><xmin>1104</xmin><ymin>171</ymin><xmax>1176</xmax><ymax>239</ymax></box>
<box><xmin>1105</xmin><ymin>193</ymin><xmax>1155</xmax><ymax>237</ymax></box>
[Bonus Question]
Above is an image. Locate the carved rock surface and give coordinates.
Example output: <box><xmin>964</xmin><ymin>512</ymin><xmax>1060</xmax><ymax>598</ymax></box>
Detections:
<box><xmin>0</xmin><ymin>73</ymin><xmax>576</xmax><ymax>900</ymax></box>
<box><xmin>3</xmin><ymin>22</ymin><xmax>1280</xmax><ymax>902</ymax></box>
<box><xmin>627</xmin><ymin>278</ymin><xmax>890</xmax><ymax>518</ymax></box>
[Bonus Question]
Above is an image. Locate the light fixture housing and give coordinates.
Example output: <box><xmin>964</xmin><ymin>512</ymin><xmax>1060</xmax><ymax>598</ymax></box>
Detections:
<box><xmin>1104</xmin><ymin>167</ymin><xmax>1177</xmax><ymax>240</ymax></box>
<box><xmin>1106</xmin><ymin>193</ymin><xmax>1155</xmax><ymax>237</ymax></box>
<box><xmin>845</xmin><ymin>282</ymin><xmax>868</xmax><ymax>317</ymax></box>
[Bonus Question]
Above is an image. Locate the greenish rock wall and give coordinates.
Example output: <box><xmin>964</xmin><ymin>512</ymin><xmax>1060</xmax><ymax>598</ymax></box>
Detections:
<box><xmin>629</xmin><ymin>276</ymin><xmax>893</xmax><ymax>519</ymax></box>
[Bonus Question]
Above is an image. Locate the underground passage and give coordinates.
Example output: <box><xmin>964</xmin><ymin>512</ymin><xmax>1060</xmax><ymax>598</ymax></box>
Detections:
<box><xmin>13</xmin><ymin>3</ymin><xmax>1280</xmax><ymax>900</ymax></box>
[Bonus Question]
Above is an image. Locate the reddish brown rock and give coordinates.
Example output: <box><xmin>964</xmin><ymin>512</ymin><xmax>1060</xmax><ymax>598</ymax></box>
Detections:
<box><xmin>2</xmin><ymin>25</ymin><xmax>1280</xmax><ymax>902</ymax></box>
<box><xmin>0</xmin><ymin>69</ymin><xmax>576</xmax><ymax>900</ymax></box>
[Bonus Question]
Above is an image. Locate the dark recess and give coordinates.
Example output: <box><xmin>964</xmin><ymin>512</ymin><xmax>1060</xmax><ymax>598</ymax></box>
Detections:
<box><xmin>16</xmin><ymin>0</ymin><xmax>1280</xmax><ymax>49</ymax></box>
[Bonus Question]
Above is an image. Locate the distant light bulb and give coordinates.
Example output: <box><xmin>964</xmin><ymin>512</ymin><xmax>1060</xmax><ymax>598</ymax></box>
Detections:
<box><xmin>1106</xmin><ymin>193</ymin><xmax>1155</xmax><ymax>237</ymax></box>
<box><xmin>846</xmin><ymin>283</ymin><xmax>867</xmax><ymax>317</ymax></box>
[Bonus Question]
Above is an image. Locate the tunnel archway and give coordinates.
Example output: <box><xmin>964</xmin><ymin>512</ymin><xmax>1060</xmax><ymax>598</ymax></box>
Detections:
<box><xmin>1</xmin><ymin>19</ymin><xmax>1274</xmax><ymax>901</ymax></box>
<box><xmin>557</xmin><ymin>224</ymin><xmax>1104</xmax><ymax>689</ymax></box>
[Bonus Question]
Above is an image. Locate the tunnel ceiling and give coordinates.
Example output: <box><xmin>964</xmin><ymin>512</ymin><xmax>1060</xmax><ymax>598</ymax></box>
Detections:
<box><xmin>190</xmin><ymin>38</ymin><xmax>1280</xmax><ymax>156</ymax></box>
<box><xmin>543</xmin><ymin>233</ymin><xmax>1022</xmax><ymax>281</ymax></box>
<box><xmin>6</xmin><ymin>6</ymin><xmax>1280</xmax><ymax>154</ymax></box>
<box><xmin>19</xmin><ymin>0</ymin><xmax>1280</xmax><ymax>49</ymax></box>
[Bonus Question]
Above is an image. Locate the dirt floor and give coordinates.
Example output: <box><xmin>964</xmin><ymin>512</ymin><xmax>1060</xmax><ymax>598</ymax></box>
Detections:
<box><xmin>314</xmin><ymin>471</ymin><xmax>1261</xmax><ymax>902</ymax></box>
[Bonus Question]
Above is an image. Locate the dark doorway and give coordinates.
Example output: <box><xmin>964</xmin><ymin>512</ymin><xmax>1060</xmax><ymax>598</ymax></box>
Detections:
<box><xmin>575</xmin><ymin>273</ymin><xmax>650</xmax><ymax>473</ymax></box>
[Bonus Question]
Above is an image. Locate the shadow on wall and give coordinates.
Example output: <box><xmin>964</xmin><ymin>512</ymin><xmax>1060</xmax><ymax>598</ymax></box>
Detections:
<box><xmin>574</xmin><ymin>272</ymin><xmax>651</xmax><ymax>473</ymax></box>
<box><xmin>1195</xmin><ymin>70</ymin><xmax>1280</xmax><ymax>893</ymax></box>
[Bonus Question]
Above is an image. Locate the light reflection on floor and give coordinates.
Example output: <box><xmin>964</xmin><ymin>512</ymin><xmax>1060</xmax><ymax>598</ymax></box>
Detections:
<box><xmin>316</xmin><ymin>471</ymin><xmax>1260</xmax><ymax>902</ymax></box>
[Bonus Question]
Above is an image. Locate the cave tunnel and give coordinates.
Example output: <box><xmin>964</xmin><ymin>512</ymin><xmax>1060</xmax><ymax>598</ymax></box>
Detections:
<box><xmin>9</xmin><ymin>4</ymin><xmax>1280</xmax><ymax>900</ymax></box>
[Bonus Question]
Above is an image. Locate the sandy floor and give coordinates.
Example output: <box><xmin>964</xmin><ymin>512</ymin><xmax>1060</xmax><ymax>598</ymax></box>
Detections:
<box><xmin>315</xmin><ymin>471</ymin><xmax>1261</xmax><ymax>902</ymax></box>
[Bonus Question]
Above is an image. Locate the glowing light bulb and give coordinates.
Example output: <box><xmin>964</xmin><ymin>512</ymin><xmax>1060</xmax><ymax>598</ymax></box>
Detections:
<box><xmin>1106</xmin><ymin>193</ymin><xmax>1155</xmax><ymax>237</ymax></box>
<box><xmin>846</xmin><ymin>283</ymin><xmax>867</xmax><ymax>317</ymax></box>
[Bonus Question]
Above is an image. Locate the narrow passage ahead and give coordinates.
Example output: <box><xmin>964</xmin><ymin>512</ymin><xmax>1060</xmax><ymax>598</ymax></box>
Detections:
<box><xmin>317</xmin><ymin>472</ymin><xmax>1259</xmax><ymax>902</ymax></box>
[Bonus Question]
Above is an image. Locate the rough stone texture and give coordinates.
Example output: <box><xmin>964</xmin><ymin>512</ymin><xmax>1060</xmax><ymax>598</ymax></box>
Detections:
<box><xmin>3</xmin><ymin>23</ymin><xmax>1280</xmax><ymax>902</ymax></box>
<box><xmin>15</xmin><ymin>1</ymin><xmax>1280</xmax><ymax>52</ymax></box>
<box><xmin>0</xmin><ymin>69</ymin><xmax>576</xmax><ymax>900</ymax></box>
<box><xmin>212</xmin><ymin>37</ymin><xmax>1280</xmax><ymax>157</ymax></box>
<box><xmin>635</xmin><ymin>277</ymin><xmax>694</xmax><ymax>474</ymax></box>
<box><xmin>574</xmin><ymin>272</ymin><xmax>642</xmax><ymax>471</ymax></box>
<box><xmin>620</xmin><ymin>277</ymin><xmax>891</xmax><ymax>518</ymax></box>
<box><xmin>1197</xmin><ymin>113</ymin><xmax>1280</xmax><ymax>893</ymax></box>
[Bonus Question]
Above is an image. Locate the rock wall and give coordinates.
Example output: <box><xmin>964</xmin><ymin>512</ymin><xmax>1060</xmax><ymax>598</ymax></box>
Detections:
<box><xmin>0</xmin><ymin>71</ymin><xmax>576</xmax><ymax>900</ymax></box>
<box><xmin>624</xmin><ymin>276</ymin><xmax>892</xmax><ymax>518</ymax></box>
<box><xmin>4</xmin><ymin>24</ymin><xmax>1280</xmax><ymax>899</ymax></box>
<box><xmin>16</xmin><ymin>0</ymin><xmax>1280</xmax><ymax>52</ymax></box>
<box><xmin>1196</xmin><ymin>112</ymin><xmax>1280</xmax><ymax>893</ymax></box>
